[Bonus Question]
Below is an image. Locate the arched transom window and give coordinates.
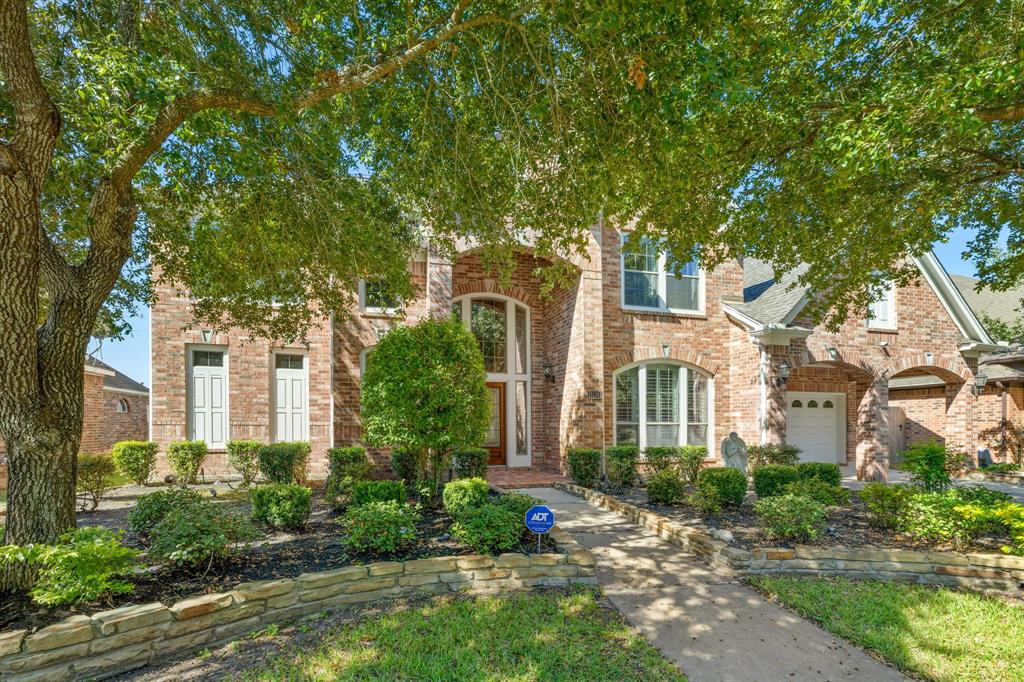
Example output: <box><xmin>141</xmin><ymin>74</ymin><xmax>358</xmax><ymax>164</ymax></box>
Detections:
<box><xmin>615</xmin><ymin>362</ymin><xmax>712</xmax><ymax>448</ymax></box>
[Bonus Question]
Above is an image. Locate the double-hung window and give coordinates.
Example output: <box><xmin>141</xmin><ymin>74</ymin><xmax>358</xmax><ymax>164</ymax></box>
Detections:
<box><xmin>360</xmin><ymin>279</ymin><xmax>401</xmax><ymax>315</ymax></box>
<box><xmin>868</xmin><ymin>283</ymin><xmax>897</xmax><ymax>330</ymax></box>
<box><xmin>621</xmin><ymin>235</ymin><xmax>702</xmax><ymax>313</ymax></box>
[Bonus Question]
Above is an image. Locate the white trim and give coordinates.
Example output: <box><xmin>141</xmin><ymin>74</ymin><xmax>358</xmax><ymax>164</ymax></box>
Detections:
<box><xmin>358</xmin><ymin>279</ymin><xmax>402</xmax><ymax>316</ymax></box>
<box><xmin>611</xmin><ymin>359</ymin><xmax>714</xmax><ymax>452</ymax></box>
<box><xmin>454</xmin><ymin>292</ymin><xmax>532</xmax><ymax>466</ymax></box>
<box><xmin>867</xmin><ymin>282</ymin><xmax>898</xmax><ymax>331</ymax></box>
<box><xmin>619</xmin><ymin>234</ymin><xmax>705</xmax><ymax>315</ymax></box>
<box><xmin>270</xmin><ymin>349</ymin><xmax>310</xmax><ymax>443</ymax></box>
<box><xmin>914</xmin><ymin>252</ymin><xmax>994</xmax><ymax>344</ymax></box>
<box><xmin>102</xmin><ymin>386</ymin><xmax>149</xmax><ymax>396</ymax></box>
<box><xmin>186</xmin><ymin>344</ymin><xmax>229</xmax><ymax>449</ymax></box>
<box><xmin>721</xmin><ymin>303</ymin><xmax>761</xmax><ymax>330</ymax></box>
<box><xmin>84</xmin><ymin>364</ymin><xmax>116</xmax><ymax>377</ymax></box>
<box><xmin>758</xmin><ymin>346</ymin><xmax>769</xmax><ymax>445</ymax></box>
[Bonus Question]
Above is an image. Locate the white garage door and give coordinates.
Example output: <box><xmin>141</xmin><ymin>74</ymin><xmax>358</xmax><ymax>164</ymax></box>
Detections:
<box><xmin>785</xmin><ymin>392</ymin><xmax>844</xmax><ymax>463</ymax></box>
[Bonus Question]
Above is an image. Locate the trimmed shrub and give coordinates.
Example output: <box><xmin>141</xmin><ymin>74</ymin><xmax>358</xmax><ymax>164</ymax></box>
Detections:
<box><xmin>901</xmin><ymin>441</ymin><xmax>969</xmax><ymax>492</ymax></box>
<box><xmin>755</xmin><ymin>494</ymin><xmax>827</xmax><ymax>542</ymax></box>
<box><xmin>747</xmin><ymin>443</ymin><xmax>801</xmax><ymax>468</ymax></box>
<box><xmin>453</xmin><ymin>448</ymin><xmax>489</xmax><ymax>479</ymax></box>
<box><xmin>251</xmin><ymin>484</ymin><xmax>312</xmax><ymax>530</ymax></box>
<box><xmin>343</xmin><ymin>501</ymin><xmax>419</xmax><ymax>554</ymax></box>
<box><xmin>783</xmin><ymin>478</ymin><xmax>849</xmax><ymax>506</ymax></box>
<box><xmin>496</xmin><ymin>492</ymin><xmax>543</xmax><ymax>521</ymax></box>
<box><xmin>606</xmin><ymin>445</ymin><xmax>640</xmax><ymax>489</ymax></box>
<box><xmin>167</xmin><ymin>440</ymin><xmax>208</xmax><ymax>484</ymax></box>
<box><xmin>697</xmin><ymin>467</ymin><xmax>747</xmax><ymax>507</ymax></box>
<box><xmin>0</xmin><ymin>527</ymin><xmax>140</xmax><ymax>606</ymax></box>
<box><xmin>982</xmin><ymin>462</ymin><xmax>1021</xmax><ymax>474</ymax></box>
<box><xmin>452</xmin><ymin>504</ymin><xmax>522</xmax><ymax>554</ymax></box>
<box><xmin>752</xmin><ymin>464</ymin><xmax>799</xmax><ymax>499</ymax></box>
<box><xmin>567</xmin><ymin>448</ymin><xmax>601</xmax><ymax>488</ymax></box>
<box><xmin>325</xmin><ymin>446</ymin><xmax>374</xmax><ymax>510</ymax></box>
<box><xmin>391</xmin><ymin>448</ymin><xmax>419</xmax><ymax>488</ymax></box>
<box><xmin>76</xmin><ymin>453</ymin><xmax>116</xmax><ymax>511</ymax></box>
<box><xmin>352</xmin><ymin>479</ymin><xmax>407</xmax><ymax>507</ymax></box>
<box><xmin>258</xmin><ymin>441</ymin><xmax>310</xmax><ymax>485</ymax></box>
<box><xmin>443</xmin><ymin>477</ymin><xmax>490</xmax><ymax>519</ymax></box>
<box><xmin>111</xmin><ymin>441</ymin><xmax>158</xmax><ymax>485</ymax></box>
<box><xmin>647</xmin><ymin>469</ymin><xmax>685</xmax><ymax>505</ymax></box>
<box><xmin>127</xmin><ymin>488</ymin><xmax>205</xmax><ymax>536</ymax></box>
<box><xmin>361</xmin><ymin>319</ymin><xmax>490</xmax><ymax>501</ymax></box>
<box><xmin>795</xmin><ymin>462</ymin><xmax>842</xmax><ymax>486</ymax></box>
<box><xmin>643</xmin><ymin>446</ymin><xmax>678</xmax><ymax>475</ymax></box>
<box><xmin>858</xmin><ymin>482</ymin><xmax>911</xmax><ymax>529</ymax></box>
<box><xmin>679</xmin><ymin>446</ymin><xmax>707</xmax><ymax>484</ymax></box>
<box><xmin>227</xmin><ymin>440</ymin><xmax>263</xmax><ymax>487</ymax></box>
<box><xmin>150</xmin><ymin>503</ymin><xmax>258</xmax><ymax>567</ymax></box>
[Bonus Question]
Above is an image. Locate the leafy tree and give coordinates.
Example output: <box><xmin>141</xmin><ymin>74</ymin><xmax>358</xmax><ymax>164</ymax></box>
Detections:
<box><xmin>981</xmin><ymin>314</ymin><xmax>1024</xmax><ymax>344</ymax></box>
<box><xmin>361</xmin><ymin>319</ymin><xmax>489</xmax><ymax>500</ymax></box>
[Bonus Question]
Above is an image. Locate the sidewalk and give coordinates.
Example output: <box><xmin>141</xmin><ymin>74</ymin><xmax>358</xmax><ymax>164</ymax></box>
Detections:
<box><xmin>523</xmin><ymin>487</ymin><xmax>906</xmax><ymax>682</ymax></box>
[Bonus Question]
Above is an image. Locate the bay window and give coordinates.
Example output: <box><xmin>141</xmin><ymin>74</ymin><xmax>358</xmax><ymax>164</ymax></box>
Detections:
<box><xmin>614</xmin><ymin>362</ymin><xmax>712</xmax><ymax>449</ymax></box>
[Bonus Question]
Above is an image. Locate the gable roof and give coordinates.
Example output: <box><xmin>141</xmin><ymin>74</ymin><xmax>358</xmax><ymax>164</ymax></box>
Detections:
<box><xmin>949</xmin><ymin>274</ymin><xmax>1024</xmax><ymax>327</ymax></box>
<box><xmin>86</xmin><ymin>356</ymin><xmax>149</xmax><ymax>395</ymax></box>
<box><xmin>727</xmin><ymin>252</ymin><xmax>994</xmax><ymax>345</ymax></box>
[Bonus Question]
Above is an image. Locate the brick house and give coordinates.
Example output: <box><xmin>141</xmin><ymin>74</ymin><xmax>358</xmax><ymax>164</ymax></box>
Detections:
<box><xmin>149</xmin><ymin>222</ymin><xmax>1019</xmax><ymax>482</ymax></box>
<box><xmin>0</xmin><ymin>358</ymin><xmax>148</xmax><ymax>490</ymax></box>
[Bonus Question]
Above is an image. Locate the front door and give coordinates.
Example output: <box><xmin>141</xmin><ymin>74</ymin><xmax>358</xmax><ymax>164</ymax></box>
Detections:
<box><xmin>484</xmin><ymin>382</ymin><xmax>506</xmax><ymax>465</ymax></box>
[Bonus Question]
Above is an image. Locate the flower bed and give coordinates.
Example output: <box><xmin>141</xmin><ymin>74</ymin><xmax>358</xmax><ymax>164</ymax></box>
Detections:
<box><xmin>556</xmin><ymin>482</ymin><xmax>1024</xmax><ymax>597</ymax></box>
<box><xmin>0</xmin><ymin>527</ymin><xmax>596</xmax><ymax>681</ymax></box>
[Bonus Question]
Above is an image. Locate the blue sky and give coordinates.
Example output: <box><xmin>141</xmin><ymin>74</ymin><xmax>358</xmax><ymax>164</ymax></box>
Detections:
<box><xmin>93</xmin><ymin>226</ymin><xmax>984</xmax><ymax>388</ymax></box>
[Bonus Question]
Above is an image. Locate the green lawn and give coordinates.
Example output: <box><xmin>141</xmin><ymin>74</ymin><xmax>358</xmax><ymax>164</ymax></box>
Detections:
<box><xmin>749</xmin><ymin>576</ymin><xmax>1024</xmax><ymax>682</ymax></box>
<box><xmin>243</xmin><ymin>588</ymin><xmax>685</xmax><ymax>681</ymax></box>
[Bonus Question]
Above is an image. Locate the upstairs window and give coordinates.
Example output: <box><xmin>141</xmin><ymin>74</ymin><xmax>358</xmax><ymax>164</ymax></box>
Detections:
<box><xmin>621</xmin><ymin>235</ymin><xmax>702</xmax><ymax>313</ymax></box>
<box><xmin>115</xmin><ymin>398</ymin><xmax>130</xmax><ymax>413</ymax></box>
<box><xmin>360</xmin><ymin>279</ymin><xmax>401</xmax><ymax>315</ymax></box>
<box><xmin>868</xmin><ymin>283</ymin><xmax>897</xmax><ymax>330</ymax></box>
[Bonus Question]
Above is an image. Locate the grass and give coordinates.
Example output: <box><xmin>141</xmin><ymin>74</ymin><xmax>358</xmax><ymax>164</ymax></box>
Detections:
<box><xmin>749</xmin><ymin>576</ymin><xmax>1024</xmax><ymax>682</ymax></box>
<box><xmin>242</xmin><ymin>588</ymin><xmax>685</xmax><ymax>681</ymax></box>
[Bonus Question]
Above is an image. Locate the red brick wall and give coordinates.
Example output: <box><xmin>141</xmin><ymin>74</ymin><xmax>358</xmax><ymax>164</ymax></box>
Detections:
<box><xmin>150</xmin><ymin>277</ymin><xmax>334</xmax><ymax>478</ymax></box>
<box><xmin>79</xmin><ymin>371</ymin><xmax>107</xmax><ymax>454</ymax></box>
<box><xmin>99</xmin><ymin>390</ymin><xmax>149</xmax><ymax>452</ymax></box>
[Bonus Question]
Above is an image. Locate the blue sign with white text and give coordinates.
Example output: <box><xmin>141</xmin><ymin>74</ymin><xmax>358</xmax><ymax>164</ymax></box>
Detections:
<box><xmin>525</xmin><ymin>505</ymin><xmax>555</xmax><ymax>534</ymax></box>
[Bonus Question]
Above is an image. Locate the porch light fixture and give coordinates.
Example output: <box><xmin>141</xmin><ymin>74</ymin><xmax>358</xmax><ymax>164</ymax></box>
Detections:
<box><xmin>201</xmin><ymin>329</ymin><xmax>213</xmax><ymax>343</ymax></box>
<box><xmin>542</xmin><ymin>360</ymin><xmax>555</xmax><ymax>383</ymax></box>
<box><xmin>827</xmin><ymin>346</ymin><xmax>840</xmax><ymax>361</ymax></box>
<box><xmin>972</xmin><ymin>372</ymin><xmax>988</xmax><ymax>396</ymax></box>
<box><xmin>662</xmin><ymin>343</ymin><xmax>670</xmax><ymax>358</ymax></box>
<box><xmin>777</xmin><ymin>360</ymin><xmax>791</xmax><ymax>386</ymax></box>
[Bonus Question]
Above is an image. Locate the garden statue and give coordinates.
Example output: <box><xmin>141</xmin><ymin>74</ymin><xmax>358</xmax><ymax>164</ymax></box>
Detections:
<box><xmin>721</xmin><ymin>432</ymin><xmax>748</xmax><ymax>475</ymax></box>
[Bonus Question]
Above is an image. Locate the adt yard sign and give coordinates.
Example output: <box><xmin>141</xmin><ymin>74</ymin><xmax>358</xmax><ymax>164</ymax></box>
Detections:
<box><xmin>525</xmin><ymin>505</ymin><xmax>555</xmax><ymax>534</ymax></box>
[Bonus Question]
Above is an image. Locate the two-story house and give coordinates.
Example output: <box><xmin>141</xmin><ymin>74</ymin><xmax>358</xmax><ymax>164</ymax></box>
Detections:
<box><xmin>149</xmin><ymin>221</ymin><xmax>1015</xmax><ymax>481</ymax></box>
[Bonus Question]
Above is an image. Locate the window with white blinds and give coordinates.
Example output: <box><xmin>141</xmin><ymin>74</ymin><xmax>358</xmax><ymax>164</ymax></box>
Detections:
<box><xmin>614</xmin><ymin>362</ymin><xmax>712</xmax><ymax>449</ymax></box>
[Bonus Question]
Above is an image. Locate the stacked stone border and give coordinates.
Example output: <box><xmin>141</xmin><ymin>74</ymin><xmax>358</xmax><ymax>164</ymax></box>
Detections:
<box><xmin>966</xmin><ymin>470</ymin><xmax>1023</xmax><ymax>485</ymax></box>
<box><xmin>555</xmin><ymin>482</ymin><xmax>1024</xmax><ymax>596</ymax></box>
<box><xmin>0</xmin><ymin>527</ymin><xmax>595</xmax><ymax>681</ymax></box>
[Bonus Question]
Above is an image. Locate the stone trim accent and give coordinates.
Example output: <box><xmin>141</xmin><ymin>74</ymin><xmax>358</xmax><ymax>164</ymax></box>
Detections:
<box><xmin>966</xmin><ymin>470</ymin><xmax>1023</xmax><ymax>485</ymax></box>
<box><xmin>0</xmin><ymin>530</ymin><xmax>595</xmax><ymax>681</ymax></box>
<box><xmin>555</xmin><ymin>482</ymin><xmax>1024</xmax><ymax>596</ymax></box>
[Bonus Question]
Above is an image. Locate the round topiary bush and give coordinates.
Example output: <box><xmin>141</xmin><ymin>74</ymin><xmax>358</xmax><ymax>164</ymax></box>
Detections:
<box><xmin>696</xmin><ymin>467</ymin><xmax>747</xmax><ymax>507</ymax></box>
<box><xmin>752</xmin><ymin>464</ymin><xmax>799</xmax><ymax>499</ymax></box>
<box><xmin>251</xmin><ymin>483</ymin><xmax>313</xmax><ymax>530</ymax></box>
<box><xmin>166</xmin><ymin>440</ymin><xmax>208</xmax><ymax>484</ymax></box>
<box><xmin>111</xmin><ymin>441</ymin><xmax>159</xmax><ymax>486</ymax></box>
<box><xmin>343</xmin><ymin>501</ymin><xmax>420</xmax><ymax>554</ymax></box>
<box><xmin>443</xmin><ymin>477</ymin><xmax>490</xmax><ymax>519</ymax></box>
<box><xmin>647</xmin><ymin>469</ymin><xmax>685</xmax><ymax>505</ymax></box>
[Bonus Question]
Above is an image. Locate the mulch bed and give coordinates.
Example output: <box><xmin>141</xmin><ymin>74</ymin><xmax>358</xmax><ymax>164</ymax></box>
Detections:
<box><xmin>1</xmin><ymin>488</ymin><xmax>556</xmax><ymax>634</ymax></box>
<box><xmin>608</xmin><ymin>486</ymin><xmax>1010</xmax><ymax>554</ymax></box>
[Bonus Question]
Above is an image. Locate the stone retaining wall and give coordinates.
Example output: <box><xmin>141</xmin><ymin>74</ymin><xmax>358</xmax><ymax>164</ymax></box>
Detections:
<box><xmin>555</xmin><ymin>482</ymin><xmax>1024</xmax><ymax>596</ymax></box>
<box><xmin>0</xmin><ymin>527</ymin><xmax>595</xmax><ymax>681</ymax></box>
<box><xmin>966</xmin><ymin>470</ymin><xmax>1023</xmax><ymax>485</ymax></box>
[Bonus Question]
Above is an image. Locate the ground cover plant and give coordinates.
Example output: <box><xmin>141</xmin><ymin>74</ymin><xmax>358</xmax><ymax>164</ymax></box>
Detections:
<box><xmin>749</xmin><ymin>576</ymin><xmax>1024</xmax><ymax>682</ymax></box>
<box><xmin>240</xmin><ymin>588</ymin><xmax>685</xmax><ymax>682</ymax></box>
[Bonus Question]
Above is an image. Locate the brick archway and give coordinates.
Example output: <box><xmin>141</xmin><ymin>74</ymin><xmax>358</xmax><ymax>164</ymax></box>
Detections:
<box><xmin>783</xmin><ymin>346</ymin><xmax>879</xmax><ymax>378</ymax></box>
<box><xmin>883</xmin><ymin>354</ymin><xmax>970</xmax><ymax>383</ymax></box>
<box><xmin>452</xmin><ymin>279</ymin><xmax>539</xmax><ymax>309</ymax></box>
<box><xmin>607</xmin><ymin>346</ymin><xmax>720</xmax><ymax>377</ymax></box>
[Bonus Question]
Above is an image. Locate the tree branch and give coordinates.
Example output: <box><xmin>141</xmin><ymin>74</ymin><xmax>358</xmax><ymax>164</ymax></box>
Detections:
<box><xmin>0</xmin><ymin>0</ymin><xmax>60</xmax><ymax>185</ymax></box>
<box><xmin>975</xmin><ymin>101</ymin><xmax>1024</xmax><ymax>123</ymax></box>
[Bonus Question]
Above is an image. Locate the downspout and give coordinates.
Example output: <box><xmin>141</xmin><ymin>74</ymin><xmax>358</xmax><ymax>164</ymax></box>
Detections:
<box><xmin>758</xmin><ymin>344</ymin><xmax>769</xmax><ymax>444</ymax></box>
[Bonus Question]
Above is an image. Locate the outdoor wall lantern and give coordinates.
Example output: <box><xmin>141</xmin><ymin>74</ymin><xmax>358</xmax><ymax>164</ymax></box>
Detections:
<box><xmin>777</xmin><ymin>360</ymin><xmax>791</xmax><ymax>386</ymax></box>
<box><xmin>542</xmin><ymin>361</ymin><xmax>555</xmax><ymax>383</ymax></box>
<box><xmin>662</xmin><ymin>343</ymin><xmax>670</xmax><ymax>358</ymax></box>
<box><xmin>973</xmin><ymin>372</ymin><xmax>988</xmax><ymax>396</ymax></box>
<box><xmin>827</xmin><ymin>346</ymin><xmax>840</xmax><ymax>361</ymax></box>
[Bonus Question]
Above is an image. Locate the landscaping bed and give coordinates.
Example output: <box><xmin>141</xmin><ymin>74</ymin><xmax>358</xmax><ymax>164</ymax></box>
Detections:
<box><xmin>1</xmin><ymin>486</ymin><xmax>556</xmax><ymax>633</ymax></box>
<box><xmin>610</xmin><ymin>486</ymin><xmax>1011</xmax><ymax>554</ymax></box>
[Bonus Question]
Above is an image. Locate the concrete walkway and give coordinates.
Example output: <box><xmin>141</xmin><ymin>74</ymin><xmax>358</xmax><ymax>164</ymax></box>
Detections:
<box><xmin>524</xmin><ymin>487</ymin><xmax>906</xmax><ymax>682</ymax></box>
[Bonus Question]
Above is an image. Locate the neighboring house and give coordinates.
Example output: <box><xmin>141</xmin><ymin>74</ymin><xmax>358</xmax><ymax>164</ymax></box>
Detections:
<box><xmin>149</xmin><ymin>223</ymin><xmax>1012</xmax><ymax>482</ymax></box>
<box><xmin>0</xmin><ymin>358</ymin><xmax>149</xmax><ymax>490</ymax></box>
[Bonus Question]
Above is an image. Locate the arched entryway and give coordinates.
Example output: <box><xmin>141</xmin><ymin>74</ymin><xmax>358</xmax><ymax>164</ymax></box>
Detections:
<box><xmin>886</xmin><ymin>364</ymin><xmax>967</xmax><ymax>465</ymax></box>
<box><xmin>452</xmin><ymin>294</ymin><xmax>531</xmax><ymax>466</ymax></box>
